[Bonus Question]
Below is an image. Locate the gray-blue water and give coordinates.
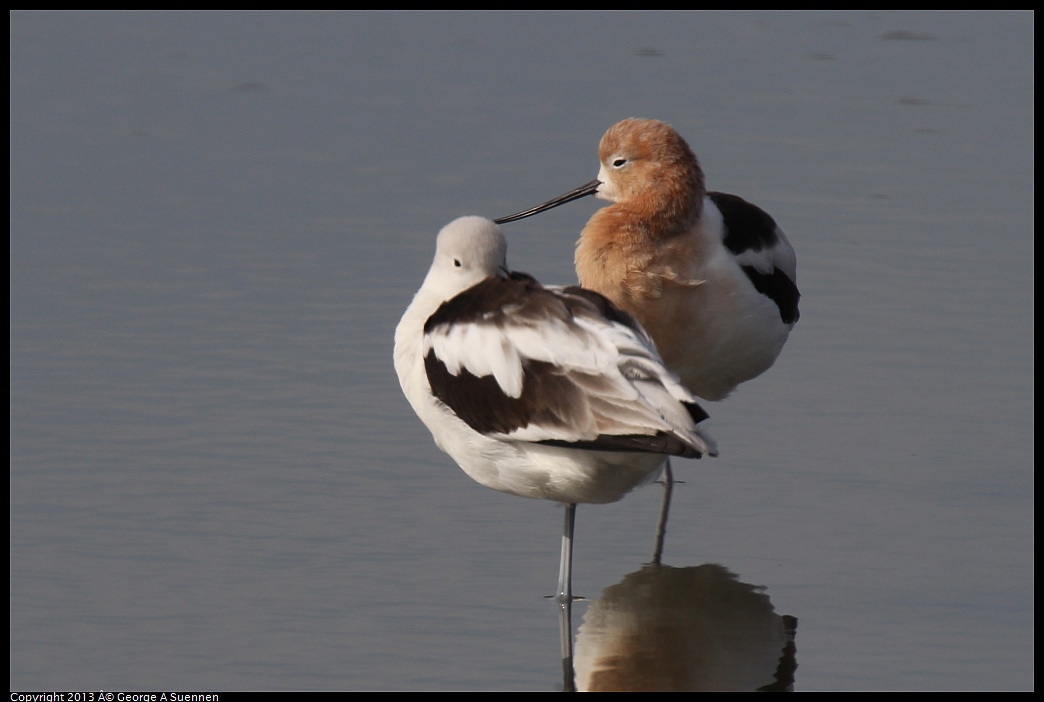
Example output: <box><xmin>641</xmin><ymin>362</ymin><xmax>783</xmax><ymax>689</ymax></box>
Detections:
<box><xmin>10</xmin><ymin>11</ymin><xmax>1033</xmax><ymax>691</ymax></box>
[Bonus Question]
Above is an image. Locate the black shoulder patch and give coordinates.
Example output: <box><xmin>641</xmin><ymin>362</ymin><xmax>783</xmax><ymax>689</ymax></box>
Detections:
<box><xmin>507</xmin><ymin>271</ymin><xmax>539</xmax><ymax>284</ymax></box>
<box><xmin>424</xmin><ymin>275</ymin><xmax>536</xmax><ymax>334</ymax></box>
<box><xmin>559</xmin><ymin>285</ymin><xmax>644</xmax><ymax>332</ymax></box>
<box><xmin>709</xmin><ymin>191</ymin><xmax>780</xmax><ymax>255</ymax></box>
<box><xmin>741</xmin><ymin>266</ymin><xmax>801</xmax><ymax>325</ymax></box>
<box><xmin>683</xmin><ymin>400</ymin><xmax>710</xmax><ymax>426</ymax></box>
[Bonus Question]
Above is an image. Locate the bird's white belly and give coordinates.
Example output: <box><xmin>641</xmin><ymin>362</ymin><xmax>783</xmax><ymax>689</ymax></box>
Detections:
<box><xmin>395</xmin><ymin>349</ymin><xmax>667</xmax><ymax>503</ymax></box>
<box><xmin>425</xmin><ymin>398</ymin><xmax>667</xmax><ymax>504</ymax></box>
<box><xmin>652</xmin><ymin>261</ymin><xmax>791</xmax><ymax>401</ymax></box>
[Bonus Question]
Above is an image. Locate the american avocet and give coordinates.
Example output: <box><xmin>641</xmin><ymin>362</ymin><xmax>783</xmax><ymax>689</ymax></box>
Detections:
<box><xmin>495</xmin><ymin>118</ymin><xmax>800</xmax><ymax>401</ymax></box>
<box><xmin>393</xmin><ymin>216</ymin><xmax>716</xmax><ymax>603</ymax></box>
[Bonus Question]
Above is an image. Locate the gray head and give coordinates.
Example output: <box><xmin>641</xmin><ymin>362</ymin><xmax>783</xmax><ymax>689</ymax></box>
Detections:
<box><xmin>423</xmin><ymin>216</ymin><xmax>509</xmax><ymax>300</ymax></box>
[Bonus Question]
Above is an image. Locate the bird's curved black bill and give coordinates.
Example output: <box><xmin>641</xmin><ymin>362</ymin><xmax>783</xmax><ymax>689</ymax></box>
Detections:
<box><xmin>493</xmin><ymin>179</ymin><xmax>600</xmax><ymax>224</ymax></box>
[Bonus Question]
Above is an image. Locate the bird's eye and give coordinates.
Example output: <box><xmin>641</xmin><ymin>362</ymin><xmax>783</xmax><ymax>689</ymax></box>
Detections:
<box><xmin>613</xmin><ymin>158</ymin><xmax>627</xmax><ymax>168</ymax></box>
<box><xmin>453</xmin><ymin>258</ymin><xmax>462</xmax><ymax>267</ymax></box>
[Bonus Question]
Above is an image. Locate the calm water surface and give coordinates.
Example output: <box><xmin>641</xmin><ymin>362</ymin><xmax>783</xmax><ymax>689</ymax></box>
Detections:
<box><xmin>10</xmin><ymin>11</ymin><xmax>1032</xmax><ymax>690</ymax></box>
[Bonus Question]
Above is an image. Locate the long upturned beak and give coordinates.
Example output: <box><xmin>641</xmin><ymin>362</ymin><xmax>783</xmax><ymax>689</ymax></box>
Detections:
<box><xmin>493</xmin><ymin>179</ymin><xmax>601</xmax><ymax>224</ymax></box>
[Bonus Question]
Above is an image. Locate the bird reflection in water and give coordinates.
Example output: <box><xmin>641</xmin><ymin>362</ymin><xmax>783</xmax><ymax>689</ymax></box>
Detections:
<box><xmin>569</xmin><ymin>563</ymin><xmax>797</xmax><ymax>691</ymax></box>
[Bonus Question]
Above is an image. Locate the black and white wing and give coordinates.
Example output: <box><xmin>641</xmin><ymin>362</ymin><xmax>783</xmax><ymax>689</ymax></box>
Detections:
<box><xmin>710</xmin><ymin>191</ymin><xmax>800</xmax><ymax>326</ymax></box>
<box><xmin>422</xmin><ymin>273</ymin><xmax>715</xmax><ymax>459</ymax></box>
